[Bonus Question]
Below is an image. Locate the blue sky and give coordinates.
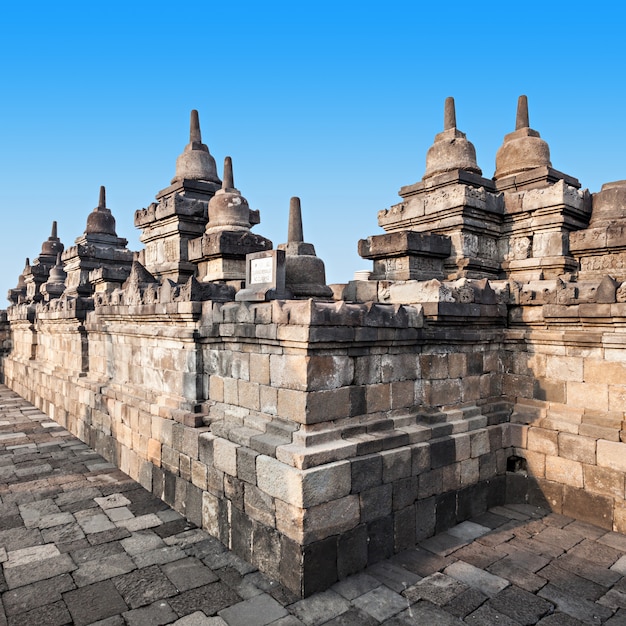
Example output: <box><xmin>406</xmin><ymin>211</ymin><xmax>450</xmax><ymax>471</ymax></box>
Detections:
<box><xmin>1</xmin><ymin>1</ymin><xmax>625</xmax><ymax>301</ymax></box>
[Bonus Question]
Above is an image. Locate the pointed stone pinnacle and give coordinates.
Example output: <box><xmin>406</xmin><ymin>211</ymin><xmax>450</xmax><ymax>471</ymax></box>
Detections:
<box><xmin>288</xmin><ymin>197</ymin><xmax>304</xmax><ymax>243</ymax></box>
<box><xmin>98</xmin><ymin>186</ymin><xmax>106</xmax><ymax>209</ymax></box>
<box><xmin>516</xmin><ymin>95</ymin><xmax>529</xmax><ymax>130</ymax></box>
<box><xmin>444</xmin><ymin>97</ymin><xmax>456</xmax><ymax>131</ymax></box>
<box><xmin>25</xmin><ymin>257</ymin><xmax>30</xmax><ymax>268</ymax></box>
<box><xmin>190</xmin><ymin>110</ymin><xmax>202</xmax><ymax>144</ymax></box>
<box><xmin>51</xmin><ymin>221</ymin><xmax>58</xmax><ymax>239</ymax></box>
<box><xmin>223</xmin><ymin>157</ymin><xmax>234</xmax><ymax>190</ymax></box>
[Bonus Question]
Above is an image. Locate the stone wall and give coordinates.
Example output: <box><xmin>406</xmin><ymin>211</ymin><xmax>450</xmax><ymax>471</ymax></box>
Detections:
<box><xmin>2</xmin><ymin>294</ymin><xmax>515</xmax><ymax>596</ymax></box>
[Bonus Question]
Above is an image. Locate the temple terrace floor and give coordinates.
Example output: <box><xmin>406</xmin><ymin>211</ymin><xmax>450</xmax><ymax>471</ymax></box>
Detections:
<box><xmin>2</xmin><ymin>384</ymin><xmax>626</xmax><ymax>626</ymax></box>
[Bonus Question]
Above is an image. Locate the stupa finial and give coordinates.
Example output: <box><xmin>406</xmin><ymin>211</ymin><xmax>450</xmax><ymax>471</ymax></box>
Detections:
<box><xmin>444</xmin><ymin>97</ymin><xmax>456</xmax><ymax>131</ymax></box>
<box><xmin>288</xmin><ymin>197</ymin><xmax>304</xmax><ymax>243</ymax></box>
<box><xmin>223</xmin><ymin>157</ymin><xmax>234</xmax><ymax>190</ymax></box>
<box><xmin>98</xmin><ymin>186</ymin><xmax>106</xmax><ymax>209</ymax></box>
<box><xmin>516</xmin><ymin>95</ymin><xmax>529</xmax><ymax>130</ymax></box>
<box><xmin>190</xmin><ymin>110</ymin><xmax>202</xmax><ymax>144</ymax></box>
<box><xmin>51</xmin><ymin>221</ymin><xmax>58</xmax><ymax>239</ymax></box>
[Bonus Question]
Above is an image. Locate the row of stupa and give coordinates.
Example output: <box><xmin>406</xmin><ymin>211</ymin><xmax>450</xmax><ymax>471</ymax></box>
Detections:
<box><xmin>8</xmin><ymin>110</ymin><xmax>332</xmax><ymax>306</ymax></box>
<box><xmin>9</xmin><ymin>95</ymin><xmax>624</xmax><ymax>306</ymax></box>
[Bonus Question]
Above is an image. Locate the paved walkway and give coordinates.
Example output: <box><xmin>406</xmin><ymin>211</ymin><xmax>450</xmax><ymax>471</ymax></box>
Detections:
<box><xmin>2</xmin><ymin>385</ymin><xmax>626</xmax><ymax>626</ymax></box>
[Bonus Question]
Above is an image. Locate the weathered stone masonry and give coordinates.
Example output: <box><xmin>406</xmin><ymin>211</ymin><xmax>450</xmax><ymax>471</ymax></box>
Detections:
<box><xmin>1</xmin><ymin>99</ymin><xmax>626</xmax><ymax>596</ymax></box>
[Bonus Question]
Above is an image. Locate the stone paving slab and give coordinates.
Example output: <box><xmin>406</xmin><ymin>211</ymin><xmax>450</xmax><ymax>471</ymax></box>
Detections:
<box><xmin>3</xmin><ymin>384</ymin><xmax>626</xmax><ymax>624</ymax></box>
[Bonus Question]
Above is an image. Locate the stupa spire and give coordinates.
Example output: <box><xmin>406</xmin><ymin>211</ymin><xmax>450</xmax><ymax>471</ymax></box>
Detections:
<box><xmin>223</xmin><ymin>156</ymin><xmax>234</xmax><ymax>190</ymax></box>
<box><xmin>98</xmin><ymin>185</ymin><xmax>106</xmax><ymax>209</ymax></box>
<box><xmin>51</xmin><ymin>221</ymin><xmax>58</xmax><ymax>239</ymax></box>
<box><xmin>516</xmin><ymin>95</ymin><xmax>529</xmax><ymax>130</ymax></box>
<box><xmin>288</xmin><ymin>197</ymin><xmax>304</xmax><ymax>243</ymax></box>
<box><xmin>444</xmin><ymin>97</ymin><xmax>456</xmax><ymax>131</ymax></box>
<box><xmin>190</xmin><ymin>109</ymin><xmax>202</xmax><ymax>144</ymax></box>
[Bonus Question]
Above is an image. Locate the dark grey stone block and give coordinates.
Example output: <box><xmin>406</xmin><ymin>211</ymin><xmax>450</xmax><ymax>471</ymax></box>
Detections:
<box><xmin>367</xmin><ymin>516</ymin><xmax>393</xmax><ymax>565</ymax></box>
<box><xmin>337</xmin><ymin>524</ymin><xmax>368</xmax><ymax>579</ymax></box>
<box><xmin>350</xmin><ymin>454</ymin><xmax>382</xmax><ymax>493</ymax></box>
<box><xmin>303</xmin><ymin>536</ymin><xmax>338</xmax><ymax>596</ymax></box>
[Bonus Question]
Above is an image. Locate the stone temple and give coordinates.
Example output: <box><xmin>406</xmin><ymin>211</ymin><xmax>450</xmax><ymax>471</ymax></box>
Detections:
<box><xmin>1</xmin><ymin>98</ymin><xmax>626</xmax><ymax>597</ymax></box>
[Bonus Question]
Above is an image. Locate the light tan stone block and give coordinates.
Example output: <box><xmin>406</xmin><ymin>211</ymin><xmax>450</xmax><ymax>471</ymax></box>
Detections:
<box><xmin>213</xmin><ymin>438</ymin><xmax>239</xmax><ymax>476</ymax></box>
<box><xmin>191</xmin><ymin>460</ymin><xmax>208</xmax><ymax>490</ymax></box>
<box><xmin>506</xmin><ymin>423</ymin><xmax>528</xmax><ymax>448</ymax></box>
<box><xmin>545</xmin><ymin>456</ymin><xmax>583</xmax><ymax>488</ymax></box>
<box><xmin>147</xmin><ymin>438</ymin><xmax>161</xmax><ymax>466</ymax></box>
<box><xmin>527</xmin><ymin>428</ymin><xmax>558</xmax><ymax>456</ymax></box>
<box><xmin>208</xmin><ymin>376</ymin><xmax>224</xmax><ymax>402</ymax></box>
<box><xmin>584</xmin><ymin>465</ymin><xmax>625</xmax><ymax>499</ymax></box>
<box><xmin>270</xmin><ymin>354</ymin><xmax>308</xmax><ymax>390</ymax></box>
<box><xmin>260</xmin><ymin>386</ymin><xmax>278</xmax><ymax>416</ymax></box>
<box><xmin>567</xmin><ymin>382</ymin><xmax>608</xmax><ymax>412</ymax></box>
<box><xmin>585</xmin><ymin>360</ymin><xmax>626</xmax><ymax>385</ymax></box>
<box><xmin>546</xmin><ymin>356</ymin><xmax>583</xmax><ymax>382</ymax></box>
<box><xmin>238</xmin><ymin>380</ymin><xmax>260</xmax><ymax>412</ymax></box>
<box><xmin>558</xmin><ymin>433</ymin><xmax>596</xmax><ymax>464</ymax></box>
<box><xmin>276</xmin><ymin>495</ymin><xmax>359</xmax><ymax>544</ymax></box>
<box><xmin>609</xmin><ymin>385</ymin><xmax>626</xmax><ymax>414</ymax></box>
<box><xmin>277</xmin><ymin>388</ymin><xmax>306</xmax><ymax>423</ymax></box>
<box><xmin>597</xmin><ymin>440</ymin><xmax>626</xmax><ymax>472</ymax></box>
<box><xmin>249</xmin><ymin>353</ymin><xmax>270</xmax><ymax>385</ymax></box>
<box><xmin>223</xmin><ymin>378</ymin><xmax>239</xmax><ymax>405</ymax></box>
<box><xmin>256</xmin><ymin>455</ymin><xmax>350</xmax><ymax>508</ymax></box>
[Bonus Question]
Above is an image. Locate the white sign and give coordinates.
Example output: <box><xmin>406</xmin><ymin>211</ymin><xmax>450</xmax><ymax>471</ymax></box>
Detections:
<box><xmin>250</xmin><ymin>256</ymin><xmax>274</xmax><ymax>284</ymax></box>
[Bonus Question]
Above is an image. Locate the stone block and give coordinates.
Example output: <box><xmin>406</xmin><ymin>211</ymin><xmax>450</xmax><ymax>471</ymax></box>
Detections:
<box><xmin>584</xmin><ymin>464</ymin><xmax>625</xmax><ymax>499</ymax></box>
<box><xmin>546</xmin><ymin>355</ymin><xmax>583</xmax><ymax>381</ymax></box>
<box><xmin>527</xmin><ymin>427</ymin><xmax>558</xmax><ymax>456</ymax></box>
<box><xmin>351</xmin><ymin>454</ymin><xmax>383</xmax><ymax>492</ymax></box>
<box><xmin>256</xmin><ymin>455</ymin><xmax>351</xmax><ymax>508</ymax></box>
<box><xmin>562</xmin><ymin>485</ymin><xmax>613</xmax><ymax>530</ymax></box>
<box><xmin>381</xmin><ymin>448</ymin><xmax>412</xmax><ymax>483</ymax></box>
<box><xmin>558</xmin><ymin>432</ymin><xmax>596</xmax><ymax>464</ymax></box>
<box><xmin>276</xmin><ymin>388</ymin><xmax>307</xmax><ymax>423</ymax></box>
<box><xmin>238</xmin><ymin>380</ymin><xmax>260</xmax><ymax>411</ymax></box>
<box><xmin>567</xmin><ymin>381</ymin><xmax>609</xmax><ymax>412</ymax></box>
<box><xmin>412</xmin><ymin>442</ymin><xmax>431</xmax><ymax>474</ymax></box>
<box><xmin>545</xmin><ymin>456</ymin><xmax>583</xmax><ymax>488</ymax></box>
<box><xmin>244</xmin><ymin>484</ymin><xmax>275</xmax><ymax>527</ymax></box>
<box><xmin>597</xmin><ymin>440</ymin><xmax>626</xmax><ymax>472</ymax></box>
<box><xmin>337</xmin><ymin>524</ymin><xmax>368</xmax><ymax>578</ymax></box>
<box><xmin>360</xmin><ymin>484</ymin><xmax>392</xmax><ymax>522</ymax></box>
<box><xmin>415</xmin><ymin>497</ymin><xmax>436</xmax><ymax>541</ymax></box>
<box><xmin>249</xmin><ymin>353</ymin><xmax>270</xmax><ymax>385</ymax></box>
<box><xmin>303</xmin><ymin>537</ymin><xmax>339</xmax><ymax>596</ymax></box>
<box><xmin>237</xmin><ymin>446</ymin><xmax>258</xmax><ymax>485</ymax></box>
<box><xmin>430</xmin><ymin>437</ymin><xmax>456</xmax><ymax>469</ymax></box>
<box><xmin>213</xmin><ymin>438</ymin><xmax>239</xmax><ymax>476</ymax></box>
<box><xmin>366</xmin><ymin>383</ymin><xmax>391</xmax><ymax>412</ymax></box>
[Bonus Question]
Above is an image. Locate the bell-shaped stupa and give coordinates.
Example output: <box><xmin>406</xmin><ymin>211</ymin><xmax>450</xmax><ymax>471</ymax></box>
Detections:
<box><xmin>423</xmin><ymin>97</ymin><xmax>482</xmax><ymax>179</ymax></box>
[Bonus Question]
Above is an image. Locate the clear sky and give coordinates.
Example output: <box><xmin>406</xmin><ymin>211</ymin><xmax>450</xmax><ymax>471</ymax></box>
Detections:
<box><xmin>1</xmin><ymin>1</ymin><xmax>625</xmax><ymax>302</ymax></box>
